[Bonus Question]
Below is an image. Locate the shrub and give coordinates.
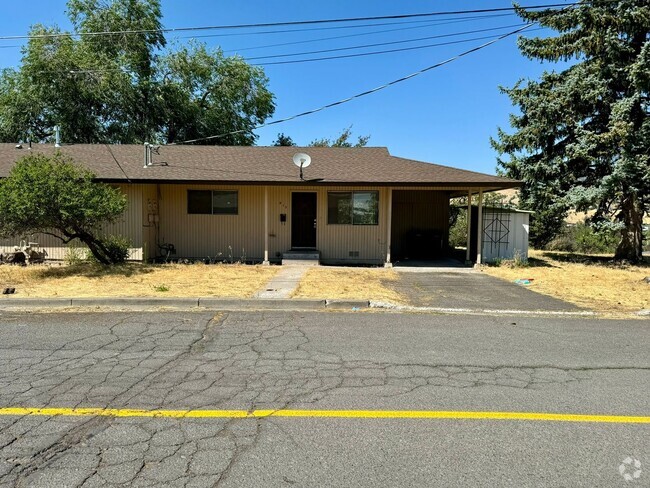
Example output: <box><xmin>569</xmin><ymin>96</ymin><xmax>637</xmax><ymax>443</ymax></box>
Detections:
<box><xmin>546</xmin><ymin>234</ymin><xmax>577</xmax><ymax>253</ymax></box>
<box><xmin>546</xmin><ymin>223</ymin><xmax>617</xmax><ymax>254</ymax></box>
<box><xmin>64</xmin><ymin>244</ymin><xmax>86</xmax><ymax>266</ymax></box>
<box><xmin>491</xmin><ymin>257</ymin><xmax>503</xmax><ymax>267</ymax></box>
<box><xmin>512</xmin><ymin>249</ymin><xmax>528</xmax><ymax>267</ymax></box>
<box><xmin>86</xmin><ymin>235</ymin><xmax>131</xmax><ymax>264</ymax></box>
<box><xmin>101</xmin><ymin>235</ymin><xmax>131</xmax><ymax>264</ymax></box>
<box><xmin>448</xmin><ymin>207</ymin><xmax>468</xmax><ymax>249</ymax></box>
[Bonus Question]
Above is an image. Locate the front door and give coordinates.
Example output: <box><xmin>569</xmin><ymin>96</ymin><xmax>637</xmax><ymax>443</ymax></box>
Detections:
<box><xmin>291</xmin><ymin>192</ymin><xmax>317</xmax><ymax>248</ymax></box>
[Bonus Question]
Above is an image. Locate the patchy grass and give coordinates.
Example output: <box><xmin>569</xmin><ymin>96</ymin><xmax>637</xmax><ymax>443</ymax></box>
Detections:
<box><xmin>293</xmin><ymin>267</ymin><xmax>407</xmax><ymax>304</ymax></box>
<box><xmin>0</xmin><ymin>262</ymin><xmax>278</xmax><ymax>298</ymax></box>
<box><xmin>481</xmin><ymin>250</ymin><xmax>649</xmax><ymax>313</ymax></box>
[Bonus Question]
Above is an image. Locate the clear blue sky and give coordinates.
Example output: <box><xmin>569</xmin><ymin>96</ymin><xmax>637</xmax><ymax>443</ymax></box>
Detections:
<box><xmin>0</xmin><ymin>0</ymin><xmax>569</xmax><ymax>174</ymax></box>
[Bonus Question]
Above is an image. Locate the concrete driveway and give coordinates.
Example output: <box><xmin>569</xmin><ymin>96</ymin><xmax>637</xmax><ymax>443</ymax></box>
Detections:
<box><xmin>391</xmin><ymin>269</ymin><xmax>580</xmax><ymax>312</ymax></box>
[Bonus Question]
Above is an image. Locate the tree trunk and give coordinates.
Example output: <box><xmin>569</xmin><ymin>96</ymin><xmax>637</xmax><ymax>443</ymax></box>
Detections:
<box><xmin>76</xmin><ymin>231</ymin><xmax>112</xmax><ymax>265</ymax></box>
<box><xmin>614</xmin><ymin>193</ymin><xmax>644</xmax><ymax>263</ymax></box>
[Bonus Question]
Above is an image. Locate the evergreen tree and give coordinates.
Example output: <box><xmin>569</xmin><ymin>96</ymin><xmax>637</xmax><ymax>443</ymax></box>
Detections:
<box><xmin>492</xmin><ymin>0</ymin><xmax>649</xmax><ymax>261</ymax></box>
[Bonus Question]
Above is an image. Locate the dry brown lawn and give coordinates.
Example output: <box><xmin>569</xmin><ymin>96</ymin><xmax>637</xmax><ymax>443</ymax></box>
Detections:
<box><xmin>293</xmin><ymin>267</ymin><xmax>406</xmax><ymax>304</ymax></box>
<box><xmin>0</xmin><ymin>263</ymin><xmax>278</xmax><ymax>298</ymax></box>
<box><xmin>482</xmin><ymin>250</ymin><xmax>649</xmax><ymax>314</ymax></box>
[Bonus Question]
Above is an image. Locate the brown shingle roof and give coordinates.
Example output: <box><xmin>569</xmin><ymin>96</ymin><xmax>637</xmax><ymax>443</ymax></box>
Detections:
<box><xmin>0</xmin><ymin>144</ymin><xmax>519</xmax><ymax>189</ymax></box>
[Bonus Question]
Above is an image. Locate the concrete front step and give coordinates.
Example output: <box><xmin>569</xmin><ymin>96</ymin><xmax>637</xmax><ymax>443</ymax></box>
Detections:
<box><xmin>282</xmin><ymin>249</ymin><xmax>320</xmax><ymax>265</ymax></box>
<box><xmin>282</xmin><ymin>259</ymin><xmax>320</xmax><ymax>266</ymax></box>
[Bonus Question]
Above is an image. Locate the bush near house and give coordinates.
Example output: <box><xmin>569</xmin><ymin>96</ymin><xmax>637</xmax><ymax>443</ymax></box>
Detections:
<box><xmin>0</xmin><ymin>153</ymin><xmax>128</xmax><ymax>264</ymax></box>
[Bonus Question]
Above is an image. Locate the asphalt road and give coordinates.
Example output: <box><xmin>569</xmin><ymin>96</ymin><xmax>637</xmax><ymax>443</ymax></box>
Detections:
<box><xmin>0</xmin><ymin>310</ymin><xmax>648</xmax><ymax>487</ymax></box>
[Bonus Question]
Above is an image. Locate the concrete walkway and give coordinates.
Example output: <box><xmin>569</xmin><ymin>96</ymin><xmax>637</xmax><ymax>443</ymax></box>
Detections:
<box><xmin>254</xmin><ymin>266</ymin><xmax>309</xmax><ymax>299</ymax></box>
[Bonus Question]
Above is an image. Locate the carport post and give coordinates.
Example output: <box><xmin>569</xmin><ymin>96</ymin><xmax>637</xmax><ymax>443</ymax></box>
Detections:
<box><xmin>263</xmin><ymin>186</ymin><xmax>270</xmax><ymax>265</ymax></box>
<box><xmin>385</xmin><ymin>188</ymin><xmax>393</xmax><ymax>267</ymax></box>
<box><xmin>465</xmin><ymin>189</ymin><xmax>472</xmax><ymax>263</ymax></box>
<box><xmin>476</xmin><ymin>188</ymin><xmax>483</xmax><ymax>265</ymax></box>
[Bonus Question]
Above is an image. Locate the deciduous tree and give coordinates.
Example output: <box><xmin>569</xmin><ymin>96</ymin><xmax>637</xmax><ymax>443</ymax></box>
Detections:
<box><xmin>0</xmin><ymin>153</ymin><xmax>128</xmax><ymax>264</ymax></box>
<box><xmin>309</xmin><ymin>126</ymin><xmax>370</xmax><ymax>148</ymax></box>
<box><xmin>0</xmin><ymin>0</ymin><xmax>275</xmax><ymax>145</ymax></box>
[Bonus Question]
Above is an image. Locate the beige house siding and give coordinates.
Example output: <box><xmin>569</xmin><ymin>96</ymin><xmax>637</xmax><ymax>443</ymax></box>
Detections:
<box><xmin>0</xmin><ymin>184</ymin><xmax>144</xmax><ymax>260</ymax></box>
<box><xmin>156</xmin><ymin>184</ymin><xmax>265</xmax><ymax>261</ymax></box>
<box><xmin>148</xmin><ymin>184</ymin><xmax>462</xmax><ymax>264</ymax></box>
<box><xmin>0</xmin><ymin>183</ymin><xmax>480</xmax><ymax>264</ymax></box>
<box><xmin>267</xmin><ymin>186</ymin><xmax>389</xmax><ymax>264</ymax></box>
<box><xmin>142</xmin><ymin>184</ymin><xmax>159</xmax><ymax>261</ymax></box>
<box><xmin>151</xmin><ymin>184</ymin><xmax>388</xmax><ymax>263</ymax></box>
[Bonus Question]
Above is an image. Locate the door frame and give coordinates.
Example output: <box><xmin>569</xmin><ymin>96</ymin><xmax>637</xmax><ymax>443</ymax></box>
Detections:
<box><xmin>290</xmin><ymin>190</ymin><xmax>318</xmax><ymax>249</ymax></box>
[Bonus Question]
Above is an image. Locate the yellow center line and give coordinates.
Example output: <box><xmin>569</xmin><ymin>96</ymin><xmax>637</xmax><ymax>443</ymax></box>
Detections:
<box><xmin>0</xmin><ymin>407</ymin><xmax>648</xmax><ymax>423</ymax></box>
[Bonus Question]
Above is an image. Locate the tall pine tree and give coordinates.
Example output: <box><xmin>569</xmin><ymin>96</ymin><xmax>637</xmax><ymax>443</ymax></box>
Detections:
<box><xmin>492</xmin><ymin>0</ymin><xmax>649</xmax><ymax>262</ymax></box>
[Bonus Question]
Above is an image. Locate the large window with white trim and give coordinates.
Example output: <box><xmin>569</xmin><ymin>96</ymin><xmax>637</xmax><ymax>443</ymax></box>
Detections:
<box><xmin>327</xmin><ymin>191</ymin><xmax>379</xmax><ymax>225</ymax></box>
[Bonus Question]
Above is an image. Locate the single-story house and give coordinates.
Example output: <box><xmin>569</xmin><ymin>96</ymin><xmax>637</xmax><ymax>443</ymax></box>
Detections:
<box><xmin>0</xmin><ymin>144</ymin><xmax>521</xmax><ymax>265</ymax></box>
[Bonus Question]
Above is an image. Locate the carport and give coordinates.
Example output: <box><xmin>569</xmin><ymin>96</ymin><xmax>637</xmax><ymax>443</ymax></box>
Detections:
<box><xmin>387</xmin><ymin>187</ymin><xmax>507</xmax><ymax>266</ymax></box>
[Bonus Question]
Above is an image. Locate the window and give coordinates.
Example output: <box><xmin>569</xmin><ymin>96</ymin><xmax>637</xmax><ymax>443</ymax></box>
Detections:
<box><xmin>188</xmin><ymin>190</ymin><xmax>238</xmax><ymax>215</ymax></box>
<box><xmin>328</xmin><ymin>191</ymin><xmax>379</xmax><ymax>225</ymax></box>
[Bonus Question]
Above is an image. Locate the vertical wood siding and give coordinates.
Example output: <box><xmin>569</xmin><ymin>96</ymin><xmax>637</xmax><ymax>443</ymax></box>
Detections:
<box><xmin>151</xmin><ymin>185</ymin><xmax>471</xmax><ymax>264</ymax></box>
<box><xmin>0</xmin><ymin>183</ymin><xmax>479</xmax><ymax>263</ymax></box>
<box><xmin>267</xmin><ymin>186</ymin><xmax>389</xmax><ymax>264</ymax></box>
<box><xmin>390</xmin><ymin>190</ymin><xmax>451</xmax><ymax>260</ymax></box>
<box><xmin>157</xmin><ymin>184</ymin><xmax>265</xmax><ymax>261</ymax></box>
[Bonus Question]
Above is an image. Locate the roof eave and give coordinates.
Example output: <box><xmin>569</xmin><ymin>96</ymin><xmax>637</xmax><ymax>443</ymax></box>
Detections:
<box><xmin>95</xmin><ymin>178</ymin><xmax>522</xmax><ymax>189</ymax></box>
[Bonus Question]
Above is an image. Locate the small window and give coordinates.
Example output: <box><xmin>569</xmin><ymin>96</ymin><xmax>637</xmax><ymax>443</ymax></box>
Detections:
<box><xmin>187</xmin><ymin>190</ymin><xmax>212</xmax><ymax>214</ymax></box>
<box><xmin>188</xmin><ymin>190</ymin><xmax>238</xmax><ymax>215</ymax></box>
<box><xmin>212</xmin><ymin>191</ymin><xmax>238</xmax><ymax>215</ymax></box>
<box><xmin>328</xmin><ymin>191</ymin><xmax>379</xmax><ymax>225</ymax></box>
<box><xmin>328</xmin><ymin>192</ymin><xmax>353</xmax><ymax>224</ymax></box>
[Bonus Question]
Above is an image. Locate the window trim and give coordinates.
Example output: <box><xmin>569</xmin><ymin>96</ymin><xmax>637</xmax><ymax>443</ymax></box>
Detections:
<box><xmin>327</xmin><ymin>190</ymin><xmax>379</xmax><ymax>226</ymax></box>
<box><xmin>187</xmin><ymin>189</ymin><xmax>239</xmax><ymax>215</ymax></box>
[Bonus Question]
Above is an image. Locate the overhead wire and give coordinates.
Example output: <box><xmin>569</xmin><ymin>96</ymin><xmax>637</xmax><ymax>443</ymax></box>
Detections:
<box><xmin>0</xmin><ymin>23</ymin><xmax>543</xmax><ymax>75</ymax></box>
<box><xmin>187</xmin><ymin>13</ymin><xmax>518</xmax><ymax>46</ymax></box>
<box><xmin>244</xmin><ymin>23</ymin><xmax>529</xmax><ymax>61</ymax></box>
<box><xmin>251</xmin><ymin>28</ymin><xmax>543</xmax><ymax>66</ymax></box>
<box><xmin>105</xmin><ymin>144</ymin><xmax>131</xmax><ymax>182</ymax></box>
<box><xmin>0</xmin><ymin>3</ymin><xmax>575</xmax><ymax>41</ymax></box>
<box><xmin>174</xmin><ymin>22</ymin><xmax>539</xmax><ymax>144</ymax></box>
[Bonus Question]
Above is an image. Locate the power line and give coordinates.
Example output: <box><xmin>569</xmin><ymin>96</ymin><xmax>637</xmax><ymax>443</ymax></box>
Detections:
<box><xmin>174</xmin><ymin>23</ymin><xmax>538</xmax><ymax>145</ymax></box>
<box><xmin>225</xmin><ymin>15</ymin><xmax>517</xmax><ymax>53</ymax></box>
<box><xmin>188</xmin><ymin>13</ymin><xmax>518</xmax><ymax>46</ymax></box>
<box><xmin>244</xmin><ymin>23</ymin><xmax>528</xmax><ymax>61</ymax></box>
<box><xmin>0</xmin><ymin>3</ymin><xmax>574</xmax><ymax>41</ymax></box>
<box><xmin>105</xmin><ymin>144</ymin><xmax>131</xmax><ymax>182</ymax></box>
<box><xmin>6</xmin><ymin>26</ymin><xmax>543</xmax><ymax>76</ymax></box>
<box><xmin>0</xmin><ymin>14</ymin><xmax>520</xmax><ymax>52</ymax></box>
<box><xmin>251</xmin><ymin>28</ymin><xmax>543</xmax><ymax>66</ymax></box>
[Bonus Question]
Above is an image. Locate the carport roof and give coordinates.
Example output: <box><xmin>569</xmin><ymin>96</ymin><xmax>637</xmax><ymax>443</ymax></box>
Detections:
<box><xmin>0</xmin><ymin>144</ymin><xmax>520</xmax><ymax>189</ymax></box>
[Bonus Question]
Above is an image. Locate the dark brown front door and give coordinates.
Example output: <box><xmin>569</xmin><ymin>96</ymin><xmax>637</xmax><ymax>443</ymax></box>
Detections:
<box><xmin>291</xmin><ymin>192</ymin><xmax>317</xmax><ymax>248</ymax></box>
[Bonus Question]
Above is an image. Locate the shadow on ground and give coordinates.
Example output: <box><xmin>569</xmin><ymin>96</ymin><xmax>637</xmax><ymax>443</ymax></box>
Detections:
<box><xmin>30</xmin><ymin>263</ymin><xmax>156</xmax><ymax>280</ymax></box>
<box><xmin>539</xmin><ymin>252</ymin><xmax>650</xmax><ymax>268</ymax></box>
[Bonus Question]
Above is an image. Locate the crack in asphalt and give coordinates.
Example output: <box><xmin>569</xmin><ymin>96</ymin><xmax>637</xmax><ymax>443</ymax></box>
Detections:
<box><xmin>0</xmin><ymin>311</ymin><xmax>646</xmax><ymax>486</ymax></box>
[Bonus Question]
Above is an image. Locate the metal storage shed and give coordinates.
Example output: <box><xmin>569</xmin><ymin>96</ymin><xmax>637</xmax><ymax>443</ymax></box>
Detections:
<box><xmin>470</xmin><ymin>206</ymin><xmax>532</xmax><ymax>263</ymax></box>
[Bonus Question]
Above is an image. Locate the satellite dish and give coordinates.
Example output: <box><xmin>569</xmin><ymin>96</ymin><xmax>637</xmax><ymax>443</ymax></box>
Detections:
<box><xmin>293</xmin><ymin>153</ymin><xmax>311</xmax><ymax>168</ymax></box>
